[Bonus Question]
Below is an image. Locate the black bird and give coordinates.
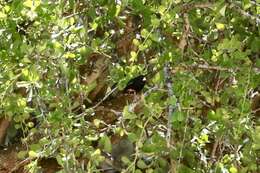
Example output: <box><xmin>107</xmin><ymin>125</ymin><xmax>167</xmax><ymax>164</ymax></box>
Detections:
<box><xmin>123</xmin><ymin>75</ymin><xmax>146</xmax><ymax>93</ymax></box>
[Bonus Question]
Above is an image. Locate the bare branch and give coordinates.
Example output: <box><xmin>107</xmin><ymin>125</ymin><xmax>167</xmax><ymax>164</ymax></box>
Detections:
<box><xmin>164</xmin><ymin>63</ymin><xmax>177</xmax><ymax>147</ymax></box>
<box><xmin>10</xmin><ymin>158</ymin><xmax>32</xmax><ymax>173</ymax></box>
<box><xmin>181</xmin><ymin>2</ymin><xmax>213</xmax><ymax>13</ymax></box>
<box><xmin>178</xmin><ymin>13</ymin><xmax>190</xmax><ymax>53</ymax></box>
<box><xmin>172</xmin><ymin>64</ymin><xmax>237</xmax><ymax>73</ymax></box>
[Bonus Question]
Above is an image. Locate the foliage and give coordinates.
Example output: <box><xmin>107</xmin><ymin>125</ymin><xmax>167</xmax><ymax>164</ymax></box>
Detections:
<box><xmin>0</xmin><ymin>0</ymin><xmax>259</xmax><ymax>172</ymax></box>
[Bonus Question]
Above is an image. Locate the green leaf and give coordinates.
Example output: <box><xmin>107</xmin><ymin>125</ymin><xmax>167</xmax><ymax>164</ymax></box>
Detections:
<box><xmin>99</xmin><ymin>135</ymin><xmax>112</xmax><ymax>152</ymax></box>
<box><xmin>137</xmin><ymin>159</ymin><xmax>148</xmax><ymax>169</ymax></box>
<box><xmin>28</xmin><ymin>150</ymin><xmax>38</xmax><ymax>158</ymax></box>
<box><xmin>0</xmin><ymin>12</ymin><xmax>7</xmax><ymax>19</ymax></box>
<box><xmin>64</xmin><ymin>52</ymin><xmax>76</xmax><ymax>59</ymax></box>
<box><xmin>151</xmin><ymin>16</ymin><xmax>160</xmax><ymax>28</ymax></box>
<box><xmin>133</xmin><ymin>39</ymin><xmax>140</xmax><ymax>46</ymax></box>
<box><xmin>150</xmin><ymin>32</ymin><xmax>160</xmax><ymax>42</ymax></box>
<box><xmin>208</xmin><ymin>110</ymin><xmax>221</xmax><ymax>121</ymax></box>
<box><xmin>17</xmin><ymin>151</ymin><xmax>27</xmax><ymax>159</ymax></box>
<box><xmin>115</xmin><ymin>5</ymin><xmax>121</xmax><ymax>17</ymax></box>
<box><xmin>90</xmin><ymin>21</ymin><xmax>98</xmax><ymax>31</ymax></box>
<box><xmin>78</xmin><ymin>46</ymin><xmax>92</xmax><ymax>56</ymax></box>
<box><xmin>121</xmin><ymin>156</ymin><xmax>131</xmax><ymax>164</ymax></box>
<box><xmin>93</xmin><ymin>119</ymin><xmax>101</xmax><ymax>128</ymax></box>
<box><xmin>172</xmin><ymin>111</ymin><xmax>184</xmax><ymax>122</ymax></box>
<box><xmin>215</xmin><ymin>22</ymin><xmax>225</xmax><ymax>31</ymax></box>
<box><xmin>229</xmin><ymin>166</ymin><xmax>238</xmax><ymax>173</ymax></box>
<box><xmin>128</xmin><ymin>133</ymin><xmax>138</xmax><ymax>142</ymax></box>
<box><xmin>243</xmin><ymin>0</ymin><xmax>251</xmax><ymax>10</ymax></box>
<box><xmin>168</xmin><ymin>96</ymin><xmax>177</xmax><ymax>105</ymax></box>
<box><xmin>219</xmin><ymin>4</ymin><xmax>227</xmax><ymax>16</ymax></box>
<box><xmin>131</xmin><ymin>0</ymin><xmax>145</xmax><ymax>11</ymax></box>
<box><xmin>250</xmin><ymin>37</ymin><xmax>260</xmax><ymax>52</ymax></box>
<box><xmin>17</xmin><ymin>98</ymin><xmax>27</xmax><ymax>107</ymax></box>
<box><xmin>158</xmin><ymin>5</ymin><xmax>166</xmax><ymax>15</ymax></box>
<box><xmin>130</xmin><ymin>51</ymin><xmax>138</xmax><ymax>62</ymax></box>
<box><xmin>30</xmin><ymin>143</ymin><xmax>41</xmax><ymax>151</ymax></box>
<box><xmin>141</xmin><ymin>29</ymin><xmax>149</xmax><ymax>38</ymax></box>
<box><xmin>23</xmin><ymin>0</ymin><xmax>41</xmax><ymax>10</ymax></box>
<box><xmin>52</xmin><ymin>40</ymin><xmax>64</xmax><ymax>53</ymax></box>
<box><xmin>217</xmin><ymin>37</ymin><xmax>241</xmax><ymax>53</ymax></box>
<box><xmin>123</xmin><ymin>106</ymin><xmax>137</xmax><ymax>119</ymax></box>
<box><xmin>134</xmin><ymin>169</ymin><xmax>143</xmax><ymax>173</ymax></box>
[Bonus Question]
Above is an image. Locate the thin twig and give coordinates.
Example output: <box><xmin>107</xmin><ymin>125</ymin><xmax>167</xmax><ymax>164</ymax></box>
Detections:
<box><xmin>92</xmin><ymin>86</ymin><xmax>118</xmax><ymax>109</ymax></box>
<box><xmin>75</xmin><ymin>86</ymin><xmax>118</xmax><ymax>119</ymax></box>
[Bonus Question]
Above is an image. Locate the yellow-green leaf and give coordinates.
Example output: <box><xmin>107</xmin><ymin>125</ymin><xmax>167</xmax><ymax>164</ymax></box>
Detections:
<box><xmin>130</xmin><ymin>51</ymin><xmax>137</xmax><ymax>62</ymax></box>
<box><xmin>0</xmin><ymin>12</ymin><xmax>7</xmax><ymax>19</ymax></box>
<box><xmin>23</xmin><ymin>0</ymin><xmax>41</xmax><ymax>10</ymax></box>
<box><xmin>28</xmin><ymin>150</ymin><xmax>38</xmax><ymax>158</ymax></box>
<box><xmin>91</xmin><ymin>22</ymin><xmax>98</xmax><ymax>31</ymax></box>
<box><xmin>115</xmin><ymin>5</ymin><xmax>121</xmax><ymax>17</ymax></box>
<box><xmin>137</xmin><ymin>159</ymin><xmax>148</xmax><ymax>169</ymax></box>
<box><xmin>219</xmin><ymin>5</ymin><xmax>226</xmax><ymax>16</ymax></box>
<box><xmin>151</xmin><ymin>17</ymin><xmax>160</xmax><ymax>28</ymax></box>
<box><xmin>141</xmin><ymin>29</ymin><xmax>149</xmax><ymax>38</ymax></box>
<box><xmin>64</xmin><ymin>52</ymin><xmax>76</xmax><ymax>59</ymax></box>
<box><xmin>133</xmin><ymin>39</ymin><xmax>140</xmax><ymax>46</ymax></box>
<box><xmin>93</xmin><ymin>119</ymin><xmax>101</xmax><ymax>128</ymax></box>
<box><xmin>17</xmin><ymin>151</ymin><xmax>27</xmax><ymax>159</ymax></box>
<box><xmin>215</xmin><ymin>23</ymin><xmax>225</xmax><ymax>31</ymax></box>
<box><xmin>17</xmin><ymin>98</ymin><xmax>27</xmax><ymax>107</ymax></box>
<box><xmin>229</xmin><ymin>166</ymin><xmax>238</xmax><ymax>173</ymax></box>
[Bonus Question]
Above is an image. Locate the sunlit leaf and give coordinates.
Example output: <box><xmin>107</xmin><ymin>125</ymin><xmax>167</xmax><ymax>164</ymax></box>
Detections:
<box><xmin>28</xmin><ymin>150</ymin><xmax>38</xmax><ymax>158</ymax></box>
<box><xmin>23</xmin><ymin>0</ymin><xmax>41</xmax><ymax>10</ymax></box>
<box><xmin>215</xmin><ymin>22</ymin><xmax>225</xmax><ymax>31</ymax></box>
<box><xmin>0</xmin><ymin>12</ymin><xmax>7</xmax><ymax>19</ymax></box>
<box><xmin>219</xmin><ymin>4</ymin><xmax>227</xmax><ymax>16</ymax></box>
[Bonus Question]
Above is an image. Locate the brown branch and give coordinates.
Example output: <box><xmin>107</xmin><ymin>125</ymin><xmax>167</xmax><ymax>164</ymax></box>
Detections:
<box><xmin>210</xmin><ymin>139</ymin><xmax>219</xmax><ymax>164</ymax></box>
<box><xmin>10</xmin><ymin>158</ymin><xmax>32</xmax><ymax>173</ymax></box>
<box><xmin>178</xmin><ymin>13</ymin><xmax>190</xmax><ymax>53</ymax></box>
<box><xmin>181</xmin><ymin>2</ymin><xmax>213</xmax><ymax>13</ymax></box>
<box><xmin>252</xmin><ymin>107</ymin><xmax>260</xmax><ymax>114</ymax></box>
<box><xmin>0</xmin><ymin>118</ymin><xmax>11</xmax><ymax>145</ymax></box>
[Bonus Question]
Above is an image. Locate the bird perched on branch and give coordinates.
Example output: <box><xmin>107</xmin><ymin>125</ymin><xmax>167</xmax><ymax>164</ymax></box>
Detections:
<box><xmin>123</xmin><ymin>75</ymin><xmax>146</xmax><ymax>93</ymax></box>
